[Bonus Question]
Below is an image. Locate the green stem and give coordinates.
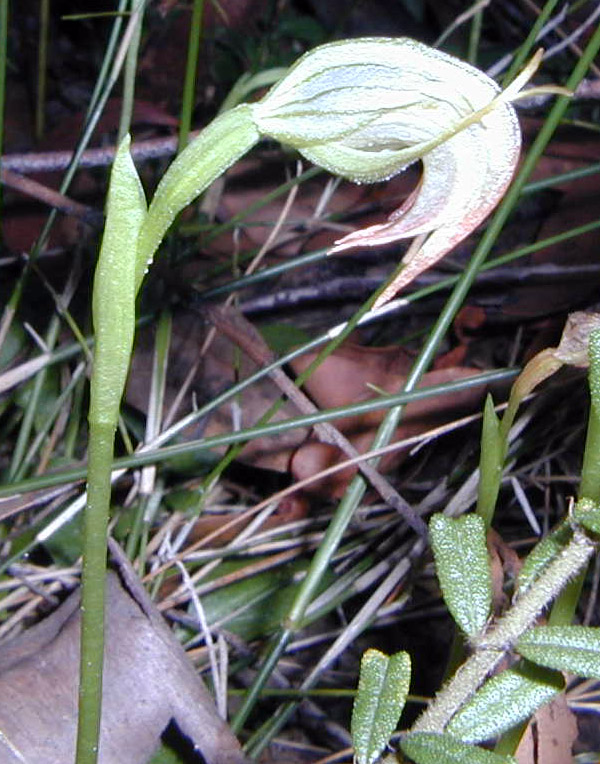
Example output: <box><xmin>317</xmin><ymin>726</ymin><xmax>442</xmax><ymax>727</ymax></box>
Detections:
<box><xmin>178</xmin><ymin>0</ymin><xmax>205</xmax><ymax>152</ymax></box>
<box><xmin>13</xmin><ymin>362</ymin><xmax>86</xmax><ymax>481</ymax></box>
<box><xmin>467</xmin><ymin>6</ymin><xmax>483</xmax><ymax>65</ymax></box>
<box><xmin>501</xmin><ymin>0</ymin><xmax>561</xmax><ymax>86</ymax></box>
<box><xmin>76</xmin><ymin>421</ymin><xmax>115</xmax><ymax>764</ymax></box>
<box><xmin>86</xmin><ymin>0</ymin><xmax>128</xmax><ymax>119</ymax></box>
<box><xmin>8</xmin><ymin>314</ymin><xmax>61</xmax><ymax>479</ymax></box>
<box><xmin>117</xmin><ymin>0</ymin><xmax>145</xmax><ymax>143</ymax></box>
<box><xmin>136</xmin><ymin>105</ymin><xmax>260</xmax><ymax>287</ymax></box>
<box><xmin>579</xmin><ymin>389</ymin><xmax>600</xmax><ymax>503</ymax></box>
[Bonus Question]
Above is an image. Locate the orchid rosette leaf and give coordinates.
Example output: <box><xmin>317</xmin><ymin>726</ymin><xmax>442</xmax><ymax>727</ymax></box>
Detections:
<box><xmin>252</xmin><ymin>37</ymin><xmax>524</xmax><ymax>306</ymax></box>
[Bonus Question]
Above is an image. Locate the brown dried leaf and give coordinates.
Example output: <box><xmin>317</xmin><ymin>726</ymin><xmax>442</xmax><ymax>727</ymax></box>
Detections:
<box><xmin>289</xmin><ymin>349</ymin><xmax>488</xmax><ymax>496</ymax></box>
<box><xmin>516</xmin><ymin>692</ymin><xmax>578</xmax><ymax>764</ymax></box>
<box><xmin>0</xmin><ymin>554</ymin><xmax>246</xmax><ymax>764</ymax></box>
<box><xmin>554</xmin><ymin>311</ymin><xmax>600</xmax><ymax>367</ymax></box>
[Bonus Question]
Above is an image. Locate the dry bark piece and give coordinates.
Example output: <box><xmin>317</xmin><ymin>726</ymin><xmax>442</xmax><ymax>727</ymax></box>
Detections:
<box><xmin>0</xmin><ymin>547</ymin><xmax>247</xmax><ymax>764</ymax></box>
<box><xmin>515</xmin><ymin>692</ymin><xmax>578</xmax><ymax>764</ymax></box>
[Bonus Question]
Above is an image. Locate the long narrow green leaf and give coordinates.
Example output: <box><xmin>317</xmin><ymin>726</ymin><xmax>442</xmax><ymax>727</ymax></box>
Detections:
<box><xmin>517</xmin><ymin>626</ymin><xmax>600</xmax><ymax>679</ymax></box>
<box><xmin>351</xmin><ymin>649</ymin><xmax>411</xmax><ymax>764</ymax></box>
<box><xmin>447</xmin><ymin>662</ymin><xmax>563</xmax><ymax>743</ymax></box>
<box><xmin>476</xmin><ymin>394</ymin><xmax>504</xmax><ymax>528</ymax></box>
<box><xmin>430</xmin><ymin>514</ymin><xmax>492</xmax><ymax>637</ymax></box>
<box><xmin>90</xmin><ymin>135</ymin><xmax>147</xmax><ymax>426</ymax></box>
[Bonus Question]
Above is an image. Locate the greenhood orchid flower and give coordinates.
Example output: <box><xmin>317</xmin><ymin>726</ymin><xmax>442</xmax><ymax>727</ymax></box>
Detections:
<box><xmin>253</xmin><ymin>37</ymin><xmax>524</xmax><ymax>306</ymax></box>
<box><xmin>252</xmin><ymin>37</ymin><xmax>520</xmax><ymax>184</ymax></box>
<box><xmin>137</xmin><ymin>37</ymin><xmax>545</xmax><ymax>307</ymax></box>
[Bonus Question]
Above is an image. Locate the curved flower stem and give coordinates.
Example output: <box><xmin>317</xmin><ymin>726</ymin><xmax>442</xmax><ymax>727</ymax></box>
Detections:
<box><xmin>76</xmin><ymin>104</ymin><xmax>261</xmax><ymax>763</ymax></box>
<box><xmin>135</xmin><ymin>104</ymin><xmax>260</xmax><ymax>287</ymax></box>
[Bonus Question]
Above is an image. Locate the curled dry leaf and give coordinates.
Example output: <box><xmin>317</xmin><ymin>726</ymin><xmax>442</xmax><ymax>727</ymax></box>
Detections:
<box><xmin>554</xmin><ymin>311</ymin><xmax>600</xmax><ymax>367</ymax></box>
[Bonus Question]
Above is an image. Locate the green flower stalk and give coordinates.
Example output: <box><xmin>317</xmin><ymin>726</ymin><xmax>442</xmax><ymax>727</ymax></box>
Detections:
<box><xmin>78</xmin><ymin>137</ymin><xmax>146</xmax><ymax>763</ymax></box>
<box><xmin>80</xmin><ymin>36</ymin><xmax>531</xmax><ymax>762</ymax></box>
<box><xmin>136</xmin><ymin>105</ymin><xmax>260</xmax><ymax>284</ymax></box>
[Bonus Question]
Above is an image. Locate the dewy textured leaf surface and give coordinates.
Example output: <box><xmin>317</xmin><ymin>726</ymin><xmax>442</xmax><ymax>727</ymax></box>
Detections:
<box><xmin>447</xmin><ymin>662</ymin><xmax>563</xmax><ymax>743</ymax></box>
<box><xmin>253</xmin><ymin>37</ymin><xmax>521</xmax><ymax>306</ymax></box>
<box><xmin>401</xmin><ymin>731</ymin><xmax>516</xmax><ymax>764</ymax></box>
<box><xmin>351</xmin><ymin>649</ymin><xmax>411</xmax><ymax>764</ymax></box>
<box><xmin>429</xmin><ymin>514</ymin><xmax>492</xmax><ymax>638</ymax></box>
<box><xmin>517</xmin><ymin>625</ymin><xmax>600</xmax><ymax>679</ymax></box>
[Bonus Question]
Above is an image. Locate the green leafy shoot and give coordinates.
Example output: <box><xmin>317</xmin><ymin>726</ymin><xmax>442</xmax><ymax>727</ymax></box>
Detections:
<box><xmin>476</xmin><ymin>394</ymin><xmax>504</xmax><ymax>529</ymax></box>
<box><xmin>351</xmin><ymin>649</ymin><xmax>411</xmax><ymax>764</ymax></box>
